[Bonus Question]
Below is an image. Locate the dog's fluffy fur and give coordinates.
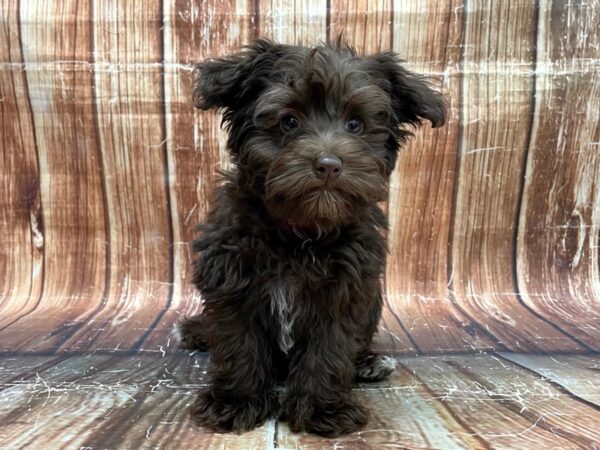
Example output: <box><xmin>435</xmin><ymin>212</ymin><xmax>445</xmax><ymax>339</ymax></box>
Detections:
<box><xmin>178</xmin><ymin>39</ymin><xmax>446</xmax><ymax>437</ymax></box>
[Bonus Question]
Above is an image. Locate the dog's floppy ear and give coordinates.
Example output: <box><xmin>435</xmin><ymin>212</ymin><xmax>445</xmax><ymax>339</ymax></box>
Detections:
<box><xmin>193</xmin><ymin>39</ymin><xmax>281</xmax><ymax>111</ymax></box>
<box><xmin>369</xmin><ymin>52</ymin><xmax>447</xmax><ymax>128</ymax></box>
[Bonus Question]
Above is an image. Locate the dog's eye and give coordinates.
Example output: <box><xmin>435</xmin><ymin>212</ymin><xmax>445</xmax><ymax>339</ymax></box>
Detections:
<box><xmin>345</xmin><ymin>117</ymin><xmax>363</xmax><ymax>134</ymax></box>
<box><xmin>280</xmin><ymin>115</ymin><xmax>300</xmax><ymax>132</ymax></box>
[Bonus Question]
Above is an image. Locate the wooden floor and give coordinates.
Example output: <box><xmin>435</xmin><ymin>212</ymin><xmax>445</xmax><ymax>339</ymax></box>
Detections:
<box><xmin>0</xmin><ymin>353</ymin><xmax>599</xmax><ymax>449</ymax></box>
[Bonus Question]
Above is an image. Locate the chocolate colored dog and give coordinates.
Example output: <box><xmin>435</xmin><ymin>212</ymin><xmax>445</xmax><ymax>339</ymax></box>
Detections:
<box><xmin>177</xmin><ymin>39</ymin><xmax>446</xmax><ymax>437</ymax></box>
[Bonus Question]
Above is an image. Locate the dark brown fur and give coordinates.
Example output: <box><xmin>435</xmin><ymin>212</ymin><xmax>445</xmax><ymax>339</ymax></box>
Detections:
<box><xmin>178</xmin><ymin>39</ymin><xmax>446</xmax><ymax>437</ymax></box>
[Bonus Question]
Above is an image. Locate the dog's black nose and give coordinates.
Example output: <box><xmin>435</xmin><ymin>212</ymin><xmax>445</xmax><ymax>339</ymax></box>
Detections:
<box><xmin>315</xmin><ymin>155</ymin><xmax>343</xmax><ymax>181</ymax></box>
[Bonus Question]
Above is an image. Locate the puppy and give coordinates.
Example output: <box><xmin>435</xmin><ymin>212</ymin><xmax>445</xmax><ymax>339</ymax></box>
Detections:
<box><xmin>178</xmin><ymin>39</ymin><xmax>446</xmax><ymax>437</ymax></box>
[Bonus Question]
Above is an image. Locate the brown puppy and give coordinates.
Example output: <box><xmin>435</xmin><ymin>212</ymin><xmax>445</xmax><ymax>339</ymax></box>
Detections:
<box><xmin>178</xmin><ymin>39</ymin><xmax>446</xmax><ymax>437</ymax></box>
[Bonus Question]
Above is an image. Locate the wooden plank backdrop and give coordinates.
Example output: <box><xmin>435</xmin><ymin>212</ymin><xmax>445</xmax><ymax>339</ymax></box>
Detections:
<box><xmin>0</xmin><ymin>0</ymin><xmax>599</xmax><ymax>355</ymax></box>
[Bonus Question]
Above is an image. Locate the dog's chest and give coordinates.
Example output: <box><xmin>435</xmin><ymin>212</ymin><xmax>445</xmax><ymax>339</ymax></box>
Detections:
<box><xmin>268</xmin><ymin>281</ymin><xmax>297</xmax><ymax>354</ymax></box>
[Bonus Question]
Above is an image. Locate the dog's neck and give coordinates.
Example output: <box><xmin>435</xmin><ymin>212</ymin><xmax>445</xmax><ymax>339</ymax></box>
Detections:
<box><xmin>265</xmin><ymin>204</ymin><xmax>337</xmax><ymax>238</ymax></box>
<box><xmin>276</xmin><ymin>219</ymin><xmax>320</xmax><ymax>234</ymax></box>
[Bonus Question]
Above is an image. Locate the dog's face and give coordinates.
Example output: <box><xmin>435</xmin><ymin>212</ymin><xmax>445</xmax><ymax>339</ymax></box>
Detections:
<box><xmin>194</xmin><ymin>40</ymin><xmax>446</xmax><ymax>230</ymax></box>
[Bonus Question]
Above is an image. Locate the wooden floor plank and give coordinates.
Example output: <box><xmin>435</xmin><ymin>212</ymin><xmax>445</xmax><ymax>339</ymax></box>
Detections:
<box><xmin>2</xmin><ymin>353</ymin><xmax>600</xmax><ymax>448</ymax></box>
<box><xmin>403</xmin><ymin>355</ymin><xmax>600</xmax><ymax>448</ymax></box>
<box><xmin>83</xmin><ymin>392</ymin><xmax>274</xmax><ymax>450</ymax></box>
<box><xmin>0</xmin><ymin>355</ymin><xmax>64</xmax><ymax>384</ymax></box>
<box><xmin>0</xmin><ymin>354</ymin><xmax>120</xmax><ymax>446</ymax></box>
<box><xmin>498</xmin><ymin>353</ymin><xmax>600</xmax><ymax>408</ymax></box>
<box><xmin>276</xmin><ymin>364</ymin><xmax>487</xmax><ymax>450</ymax></box>
<box><xmin>0</xmin><ymin>353</ymin><xmax>272</xmax><ymax>449</ymax></box>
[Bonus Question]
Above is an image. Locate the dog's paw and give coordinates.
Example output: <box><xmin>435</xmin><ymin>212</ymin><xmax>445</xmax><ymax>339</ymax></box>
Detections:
<box><xmin>175</xmin><ymin>315</ymin><xmax>209</xmax><ymax>351</ymax></box>
<box><xmin>190</xmin><ymin>388</ymin><xmax>277</xmax><ymax>433</ymax></box>
<box><xmin>283</xmin><ymin>396</ymin><xmax>369</xmax><ymax>437</ymax></box>
<box><xmin>355</xmin><ymin>353</ymin><xmax>395</xmax><ymax>382</ymax></box>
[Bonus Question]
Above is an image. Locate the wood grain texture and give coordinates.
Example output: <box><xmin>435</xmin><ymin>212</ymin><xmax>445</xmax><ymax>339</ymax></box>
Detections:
<box><xmin>46</xmin><ymin>1</ymin><xmax>173</xmax><ymax>353</ymax></box>
<box><xmin>499</xmin><ymin>352</ymin><xmax>600</xmax><ymax>407</ymax></box>
<box><xmin>0</xmin><ymin>354</ymin><xmax>273</xmax><ymax>449</ymax></box>
<box><xmin>450</xmin><ymin>0</ymin><xmax>584</xmax><ymax>352</ymax></box>
<box><xmin>2</xmin><ymin>353</ymin><xmax>600</xmax><ymax>448</ymax></box>
<box><xmin>385</xmin><ymin>0</ymin><xmax>499</xmax><ymax>355</ymax></box>
<box><xmin>329</xmin><ymin>0</ymin><xmax>392</xmax><ymax>54</ymax></box>
<box><xmin>0</xmin><ymin>355</ymin><xmax>62</xmax><ymax>383</ymax></box>
<box><xmin>404</xmin><ymin>355</ymin><xmax>600</xmax><ymax>448</ymax></box>
<box><xmin>0</xmin><ymin>0</ymin><xmax>43</xmax><ymax>324</ymax></box>
<box><xmin>276</xmin><ymin>364</ymin><xmax>489</xmax><ymax>449</ymax></box>
<box><xmin>516</xmin><ymin>0</ymin><xmax>600</xmax><ymax>350</ymax></box>
<box><xmin>0</xmin><ymin>0</ymin><xmax>108</xmax><ymax>351</ymax></box>
<box><xmin>262</xmin><ymin>0</ymin><xmax>326</xmax><ymax>46</ymax></box>
<box><xmin>0</xmin><ymin>0</ymin><xmax>599</xmax><ymax>355</ymax></box>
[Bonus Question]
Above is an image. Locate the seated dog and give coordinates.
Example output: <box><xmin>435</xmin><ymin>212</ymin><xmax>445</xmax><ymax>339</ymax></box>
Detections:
<box><xmin>177</xmin><ymin>39</ymin><xmax>446</xmax><ymax>437</ymax></box>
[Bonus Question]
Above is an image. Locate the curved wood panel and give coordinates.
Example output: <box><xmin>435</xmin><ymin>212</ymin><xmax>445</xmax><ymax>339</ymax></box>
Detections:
<box><xmin>0</xmin><ymin>0</ymin><xmax>43</xmax><ymax>323</ymax></box>
<box><xmin>450</xmin><ymin>0</ymin><xmax>584</xmax><ymax>352</ymax></box>
<box><xmin>3</xmin><ymin>353</ymin><xmax>599</xmax><ymax>448</ymax></box>
<box><xmin>0</xmin><ymin>0</ymin><xmax>107</xmax><ymax>351</ymax></box>
<box><xmin>140</xmin><ymin>0</ymin><xmax>259</xmax><ymax>350</ymax></box>
<box><xmin>61</xmin><ymin>1</ymin><xmax>172</xmax><ymax>351</ymax></box>
<box><xmin>516</xmin><ymin>0</ymin><xmax>600</xmax><ymax>350</ymax></box>
<box><xmin>384</xmin><ymin>0</ymin><xmax>498</xmax><ymax>354</ymax></box>
<box><xmin>0</xmin><ymin>0</ymin><xmax>598</xmax><ymax>355</ymax></box>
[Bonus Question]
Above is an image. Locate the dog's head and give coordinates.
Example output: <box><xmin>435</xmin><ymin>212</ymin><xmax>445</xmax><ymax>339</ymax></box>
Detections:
<box><xmin>194</xmin><ymin>39</ymin><xmax>446</xmax><ymax>231</ymax></box>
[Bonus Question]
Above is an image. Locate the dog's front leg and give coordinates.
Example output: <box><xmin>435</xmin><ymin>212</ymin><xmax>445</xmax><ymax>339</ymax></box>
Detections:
<box><xmin>282</xmin><ymin>317</ymin><xmax>369</xmax><ymax>437</ymax></box>
<box><xmin>190</xmin><ymin>309</ymin><xmax>278</xmax><ymax>433</ymax></box>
